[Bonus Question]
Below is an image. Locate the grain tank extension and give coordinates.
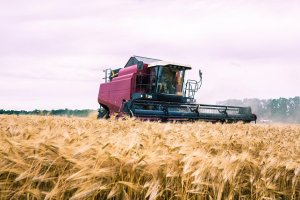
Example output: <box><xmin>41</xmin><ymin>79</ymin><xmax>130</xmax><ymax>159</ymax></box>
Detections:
<box><xmin>97</xmin><ymin>56</ymin><xmax>257</xmax><ymax>122</ymax></box>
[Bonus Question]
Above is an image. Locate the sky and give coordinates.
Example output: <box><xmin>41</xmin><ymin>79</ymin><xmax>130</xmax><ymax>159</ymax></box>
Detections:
<box><xmin>0</xmin><ymin>0</ymin><xmax>299</xmax><ymax>110</ymax></box>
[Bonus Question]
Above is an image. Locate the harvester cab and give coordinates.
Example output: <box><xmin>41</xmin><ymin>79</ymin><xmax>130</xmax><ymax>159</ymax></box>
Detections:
<box><xmin>97</xmin><ymin>56</ymin><xmax>257</xmax><ymax>122</ymax></box>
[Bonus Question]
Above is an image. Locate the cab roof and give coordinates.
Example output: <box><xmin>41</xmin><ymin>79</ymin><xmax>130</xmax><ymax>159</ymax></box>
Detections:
<box><xmin>148</xmin><ymin>60</ymin><xmax>192</xmax><ymax>69</ymax></box>
<box><xmin>124</xmin><ymin>55</ymin><xmax>192</xmax><ymax>69</ymax></box>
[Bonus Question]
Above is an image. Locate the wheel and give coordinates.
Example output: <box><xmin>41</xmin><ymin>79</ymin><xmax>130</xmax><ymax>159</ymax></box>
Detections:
<box><xmin>97</xmin><ymin>106</ymin><xmax>109</xmax><ymax>119</ymax></box>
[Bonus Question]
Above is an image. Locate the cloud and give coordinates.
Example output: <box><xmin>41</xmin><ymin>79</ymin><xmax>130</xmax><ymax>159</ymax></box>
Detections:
<box><xmin>0</xmin><ymin>0</ymin><xmax>299</xmax><ymax>109</ymax></box>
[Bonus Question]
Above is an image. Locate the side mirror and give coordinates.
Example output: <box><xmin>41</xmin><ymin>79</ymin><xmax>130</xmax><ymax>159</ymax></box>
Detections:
<box><xmin>137</xmin><ymin>61</ymin><xmax>144</xmax><ymax>71</ymax></box>
<box><xmin>199</xmin><ymin>70</ymin><xmax>202</xmax><ymax>81</ymax></box>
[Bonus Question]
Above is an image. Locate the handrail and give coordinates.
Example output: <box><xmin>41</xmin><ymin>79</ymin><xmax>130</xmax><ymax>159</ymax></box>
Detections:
<box><xmin>183</xmin><ymin>70</ymin><xmax>202</xmax><ymax>99</ymax></box>
<box><xmin>103</xmin><ymin>68</ymin><xmax>111</xmax><ymax>83</ymax></box>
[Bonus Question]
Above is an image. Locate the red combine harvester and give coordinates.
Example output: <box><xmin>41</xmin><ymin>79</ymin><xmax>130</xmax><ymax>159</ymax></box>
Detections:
<box><xmin>97</xmin><ymin>56</ymin><xmax>257</xmax><ymax>122</ymax></box>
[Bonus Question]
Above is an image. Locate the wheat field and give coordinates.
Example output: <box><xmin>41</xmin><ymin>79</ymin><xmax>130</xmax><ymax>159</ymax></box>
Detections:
<box><xmin>0</xmin><ymin>115</ymin><xmax>299</xmax><ymax>200</ymax></box>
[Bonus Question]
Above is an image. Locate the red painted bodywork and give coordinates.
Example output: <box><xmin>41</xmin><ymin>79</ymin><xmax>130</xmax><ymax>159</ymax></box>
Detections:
<box><xmin>98</xmin><ymin>64</ymin><xmax>148</xmax><ymax>114</ymax></box>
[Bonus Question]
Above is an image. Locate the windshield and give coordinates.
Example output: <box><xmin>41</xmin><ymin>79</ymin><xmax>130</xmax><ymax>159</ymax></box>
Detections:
<box><xmin>155</xmin><ymin>66</ymin><xmax>185</xmax><ymax>95</ymax></box>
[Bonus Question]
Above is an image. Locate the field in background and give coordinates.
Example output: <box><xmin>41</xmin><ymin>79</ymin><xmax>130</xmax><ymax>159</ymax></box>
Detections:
<box><xmin>0</xmin><ymin>115</ymin><xmax>299</xmax><ymax>199</ymax></box>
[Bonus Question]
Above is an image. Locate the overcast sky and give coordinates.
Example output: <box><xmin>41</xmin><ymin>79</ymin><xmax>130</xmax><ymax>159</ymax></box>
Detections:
<box><xmin>0</xmin><ymin>0</ymin><xmax>299</xmax><ymax>110</ymax></box>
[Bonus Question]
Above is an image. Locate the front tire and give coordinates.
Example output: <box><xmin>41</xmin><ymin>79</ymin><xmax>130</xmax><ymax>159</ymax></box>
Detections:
<box><xmin>97</xmin><ymin>105</ymin><xmax>109</xmax><ymax>119</ymax></box>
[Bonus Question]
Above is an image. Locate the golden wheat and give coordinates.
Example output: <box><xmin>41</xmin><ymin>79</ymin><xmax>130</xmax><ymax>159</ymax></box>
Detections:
<box><xmin>0</xmin><ymin>115</ymin><xmax>299</xmax><ymax>199</ymax></box>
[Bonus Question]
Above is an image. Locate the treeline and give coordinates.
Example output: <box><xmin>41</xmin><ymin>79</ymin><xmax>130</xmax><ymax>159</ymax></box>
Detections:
<box><xmin>0</xmin><ymin>109</ymin><xmax>95</xmax><ymax>117</ymax></box>
<box><xmin>218</xmin><ymin>96</ymin><xmax>300</xmax><ymax>123</ymax></box>
<box><xmin>1</xmin><ymin>97</ymin><xmax>299</xmax><ymax>122</ymax></box>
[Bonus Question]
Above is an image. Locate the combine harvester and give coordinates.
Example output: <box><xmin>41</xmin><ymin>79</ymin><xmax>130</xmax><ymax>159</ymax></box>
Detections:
<box><xmin>97</xmin><ymin>56</ymin><xmax>257</xmax><ymax>123</ymax></box>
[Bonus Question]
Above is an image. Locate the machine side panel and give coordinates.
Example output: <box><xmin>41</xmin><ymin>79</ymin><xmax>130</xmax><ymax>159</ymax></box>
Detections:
<box><xmin>98</xmin><ymin>77</ymin><xmax>133</xmax><ymax>113</ymax></box>
<box><xmin>98</xmin><ymin>83</ymin><xmax>110</xmax><ymax>104</ymax></box>
<box><xmin>98</xmin><ymin>63</ymin><xmax>147</xmax><ymax>113</ymax></box>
